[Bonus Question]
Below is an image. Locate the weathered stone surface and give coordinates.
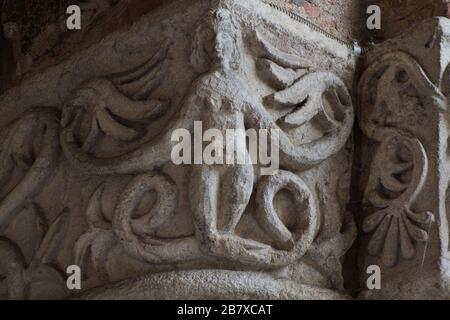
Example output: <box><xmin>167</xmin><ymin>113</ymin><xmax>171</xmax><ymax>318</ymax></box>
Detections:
<box><xmin>75</xmin><ymin>270</ymin><xmax>348</xmax><ymax>300</ymax></box>
<box><xmin>5</xmin><ymin>0</ymin><xmax>450</xmax><ymax>301</ymax></box>
<box><xmin>0</xmin><ymin>0</ymin><xmax>362</xmax><ymax>94</ymax></box>
<box><xmin>0</xmin><ymin>0</ymin><xmax>356</xmax><ymax>299</ymax></box>
<box><xmin>357</xmin><ymin>17</ymin><xmax>450</xmax><ymax>299</ymax></box>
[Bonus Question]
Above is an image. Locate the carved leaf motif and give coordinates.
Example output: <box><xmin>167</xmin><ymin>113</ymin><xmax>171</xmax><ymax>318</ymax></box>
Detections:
<box><xmin>74</xmin><ymin>229</ymin><xmax>116</xmax><ymax>282</ymax></box>
<box><xmin>0</xmin><ymin>108</ymin><xmax>60</xmax><ymax>235</ymax></box>
<box><xmin>111</xmin><ymin>38</ymin><xmax>172</xmax><ymax>100</ymax></box>
<box><xmin>253</xmin><ymin>30</ymin><xmax>309</xmax><ymax>91</ymax></box>
<box><xmin>357</xmin><ymin>52</ymin><xmax>445</xmax><ymax>267</ymax></box>
<box><xmin>86</xmin><ymin>184</ymin><xmax>111</xmax><ymax>230</ymax></box>
<box><xmin>0</xmin><ymin>208</ymin><xmax>69</xmax><ymax>300</ymax></box>
<box><xmin>256</xmin><ymin>58</ymin><xmax>308</xmax><ymax>90</ymax></box>
<box><xmin>61</xmin><ymin>39</ymin><xmax>172</xmax><ymax>150</ymax></box>
<box><xmin>253</xmin><ymin>30</ymin><xmax>309</xmax><ymax>69</ymax></box>
<box><xmin>74</xmin><ymin>184</ymin><xmax>116</xmax><ymax>282</ymax></box>
<box><xmin>248</xmin><ymin>29</ymin><xmax>355</xmax><ymax>173</ymax></box>
<box><xmin>267</xmin><ymin>71</ymin><xmax>351</xmax><ymax>130</ymax></box>
<box><xmin>34</xmin><ymin>209</ymin><xmax>71</xmax><ymax>265</ymax></box>
<box><xmin>362</xmin><ymin>132</ymin><xmax>434</xmax><ymax>267</ymax></box>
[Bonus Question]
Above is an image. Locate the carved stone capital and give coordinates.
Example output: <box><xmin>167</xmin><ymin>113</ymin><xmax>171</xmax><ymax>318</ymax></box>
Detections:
<box><xmin>358</xmin><ymin>17</ymin><xmax>450</xmax><ymax>299</ymax></box>
<box><xmin>0</xmin><ymin>0</ymin><xmax>356</xmax><ymax>299</ymax></box>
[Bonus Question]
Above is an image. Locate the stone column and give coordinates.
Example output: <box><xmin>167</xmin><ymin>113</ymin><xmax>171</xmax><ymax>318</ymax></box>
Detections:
<box><xmin>0</xmin><ymin>0</ymin><xmax>356</xmax><ymax>299</ymax></box>
<box><xmin>357</xmin><ymin>17</ymin><xmax>450</xmax><ymax>299</ymax></box>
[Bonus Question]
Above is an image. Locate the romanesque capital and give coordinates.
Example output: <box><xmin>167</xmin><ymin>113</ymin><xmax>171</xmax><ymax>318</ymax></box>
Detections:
<box><xmin>357</xmin><ymin>17</ymin><xmax>450</xmax><ymax>299</ymax></box>
<box><xmin>0</xmin><ymin>0</ymin><xmax>356</xmax><ymax>299</ymax></box>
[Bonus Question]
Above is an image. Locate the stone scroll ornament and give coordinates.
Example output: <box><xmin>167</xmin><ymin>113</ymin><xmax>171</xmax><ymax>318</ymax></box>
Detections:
<box><xmin>0</xmin><ymin>39</ymin><xmax>173</xmax><ymax>298</ymax></box>
<box><xmin>0</xmin><ymin>5</ymin><xmax>355</xmax><ymax>293</ymax></box>
<box><xmin>0</xmin><ymin>109</ymin><xmax>60</xmax><ymax>233</ymax></box>
<box><xmin>358</xmin><ymin>52</ymin><xmax>447</xmax><ymax>267</ymax></box>
<box><xmin>0</xmin><ymin>108</ymin><xmax>67</xmax><ymax>299</ymax></box>
<box><xmin>61</xmin><ymin>38</ymin><xmax>172</xmax><ymax>156</ymax></box>
<box><xmin>70</xmin><ymin>8</ymin><xmax>354</xmax><ymax>282</ymax></box>
<box><xmin>0</xmin><ymin>209</ymin><xmax>70</xmax><ymax>299</ymax></box>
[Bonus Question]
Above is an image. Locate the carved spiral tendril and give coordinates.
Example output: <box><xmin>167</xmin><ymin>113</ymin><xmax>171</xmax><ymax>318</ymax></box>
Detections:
<box><xmin>255</xmin><ymin>170</ymin><xmax>320</xmax><ymax>263</ymax></box>
<box><xmin>0</xmin><ymin>108</ymin><xmax>60</xmax><ymax>234</ymax></box>
<box><xmin>358</xmin><ymin>52</ymin><xmax>442</xmax><ymax>267</ymax></box>
<box><xmin>113</xmin><ymin>172</ymin><xmax>202</xmax><ymax>264</ymax></box>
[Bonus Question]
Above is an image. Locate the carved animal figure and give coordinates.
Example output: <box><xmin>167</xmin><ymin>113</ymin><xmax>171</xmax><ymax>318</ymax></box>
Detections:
<box><xmin>62</xmin><ymin>7</ymin><xmax>354</xmax><ymax>268</ymax></box>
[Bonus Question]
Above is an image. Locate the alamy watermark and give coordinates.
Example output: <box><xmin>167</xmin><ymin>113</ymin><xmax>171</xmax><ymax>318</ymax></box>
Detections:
<box><xmin>170</xmin><ymin>121</ymin><xmax>280</xmax><ymax>176</ymax></box>
<box><xmin>66</xmin><ymin>5</ymin><xmax>81</xmax><ymax>30</ymax></box>
<box><xmin>66</xmin><ymin>265</ymin><xmax>81</xmax><ymax>290</ymax></box>
<box><xmin>367</xmin><ymin>5</ymin><xmax>381</xmax><ymax>30</ymax></box>
<box><xmin>366</xmin><ymin>265</ymin><xmax>381</xmax><ymax>290</ymax></box>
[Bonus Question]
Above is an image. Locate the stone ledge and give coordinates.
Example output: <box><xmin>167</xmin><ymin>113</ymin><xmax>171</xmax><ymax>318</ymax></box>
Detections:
<box><xmin>75</xmin><ymin>270</ymin><xmax>349</xmax><ymax>300</ymax></box>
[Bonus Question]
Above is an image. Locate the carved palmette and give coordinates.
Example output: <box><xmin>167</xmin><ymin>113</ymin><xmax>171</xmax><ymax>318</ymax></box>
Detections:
<box><xmin>61</xmin><ymin>39</ymin><xmax>173</xmax><ymax>163</ymax></box>
<box><xmin>362</xmin><ymin>133</ymin><xmax>433</xmax><ymax>266</ymax></box>
<box><xmin>254</xmin><ymin>30</ymin><xmax>355</xmax><ymax>170</ymax></box>
<box><xmin>358</xmin><ymin>52</ymin><xmax>447</xmax><ymax>267</ymax></box>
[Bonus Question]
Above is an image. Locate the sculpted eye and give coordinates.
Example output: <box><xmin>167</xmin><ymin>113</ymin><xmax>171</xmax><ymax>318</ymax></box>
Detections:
<box><xmin>395</xmin><ymin>69</ymin><xmax>409</xmax><ymax>84</ymax></box>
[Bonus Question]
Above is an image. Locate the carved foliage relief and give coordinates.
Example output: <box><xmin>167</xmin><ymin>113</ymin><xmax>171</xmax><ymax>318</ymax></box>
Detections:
<box><xmin>0</xmin><ymin>1</ymin><xmax>355</xmax><ymax>299</ymax></box>
<box><xmin>359</xmin><ymin>52</ymin><xmax>447</xmax><ymax>267</ymax></box>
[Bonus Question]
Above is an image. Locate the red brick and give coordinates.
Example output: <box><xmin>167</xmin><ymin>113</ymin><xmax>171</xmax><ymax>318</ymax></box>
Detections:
<box><xmin>319</xmin><ymin>17</ymin><xmax>337</xmax><ymax>32</ymax></box>
<box><xmin>304</xmin><ymin>2</ymin><xmax>320</xmax><ymax>18</ymax></box>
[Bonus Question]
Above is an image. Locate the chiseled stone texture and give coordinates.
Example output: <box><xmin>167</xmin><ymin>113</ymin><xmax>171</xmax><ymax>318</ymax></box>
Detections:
<box><xmin>357</xmin><ymin>17</ymin><xmax>450</xmax><ymax>299</ymax></box>
<box><xmin>0</xmin><ymin>0</ymin><xmax>356</xmax><ymax>299</ymax></box>
<box><xmin>0</xmin><ymin>0</ymin><xmax>361</xmax><ymax>93</ymax></box>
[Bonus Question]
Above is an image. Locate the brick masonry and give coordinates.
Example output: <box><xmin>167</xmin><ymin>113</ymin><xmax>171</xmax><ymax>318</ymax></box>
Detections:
<box><xmin>0</xmin><ymin>0</ymin><xmax>449</xmax><ymax>92</ymax></box>
<box><xmin>366</xmin><ymin>0</ymin><xmax>447</xmax><ymax>41</ymax></box>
